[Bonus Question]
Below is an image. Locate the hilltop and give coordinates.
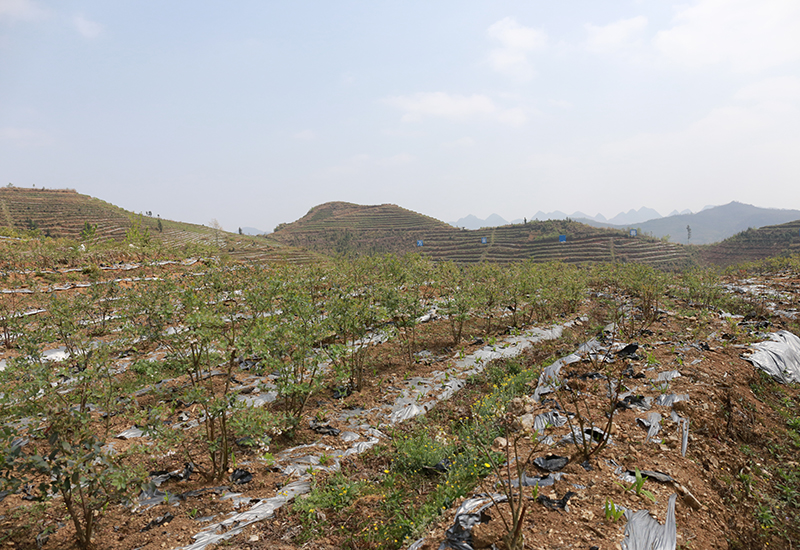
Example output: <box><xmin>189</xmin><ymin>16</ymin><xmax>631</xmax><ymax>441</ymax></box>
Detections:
<box><xmin>0</xmin><ymin>186</ymin><xmax>315</xmax><ymax>263</ymax></box>
<box><xmin>270</xmin><ymin>201</ymin><xmax>453</xmax><ymax>256</ymax></box>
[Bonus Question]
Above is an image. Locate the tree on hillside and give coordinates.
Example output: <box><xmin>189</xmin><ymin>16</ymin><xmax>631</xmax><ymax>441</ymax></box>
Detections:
<box><xmin>210</xmin><ymin>219</ymin><xmax>223</xmax><ymax>247</ymax></box>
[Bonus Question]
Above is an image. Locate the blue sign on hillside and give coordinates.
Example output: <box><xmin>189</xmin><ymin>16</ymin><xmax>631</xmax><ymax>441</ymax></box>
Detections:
<box><xmin>559</xmin><ymin>235</ymin><xmax>566</xmax><ymax>243</ymax></box>
<box><xmin>416</xmin><ymin>240</ymin><xmax>423</xmax><ymax>247</ymax></box>
<box><xmin>630</xmin><ymin>229</ymin><xmax>637</xmax><ymax>237</ymax></box>
<box><xmin>481</xmin><ymin>237</ymin><xmax>487</xmax><ymax>244</ymax></box>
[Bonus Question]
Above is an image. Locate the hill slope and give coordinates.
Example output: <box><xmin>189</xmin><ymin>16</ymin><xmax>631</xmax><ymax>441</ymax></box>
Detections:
<box><xmin>271</xmin><ymin>201</ymin><xmax>695</xmax><ymax>267</ymax></box>
<box><xmin>0</xmin><ymin>187</ymin><xmax>315</xmax><ymax>263</ymax></box>
<box><xmin>271</xmin><ymin>201</ymin><xmax>454</xmax><ymax>256</ymax></box>
<box><xmin>701</xmin><ymin>218</ymin><xmax>800</xmax><ymax>266</ymax></box>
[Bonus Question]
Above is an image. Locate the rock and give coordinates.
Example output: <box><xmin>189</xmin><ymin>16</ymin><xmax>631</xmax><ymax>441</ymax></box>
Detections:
<box><xmin>508</xmin><ymin>396</ymin><xmax>536</xmax><ymax>416</ymax></box>
<box><xmin>513</xmin><ymin>413</ymin><xmax>535</xmax><ymax>432</ymax></box>
<box><xmin>491</xmin><ymin>437</ymin><xmax>508</xmax><ymax>453</ymax></box>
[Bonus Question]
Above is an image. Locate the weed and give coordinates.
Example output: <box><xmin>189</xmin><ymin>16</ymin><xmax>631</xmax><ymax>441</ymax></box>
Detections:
<box><xmin>604</xmin><ymin>498</ymin><xmax>625</xmax><ymax>522</ymax></box>
<box><xmin>616</xmin><ymin>468</ymin><xmax>656</xmax><ymax>503</ymax></box>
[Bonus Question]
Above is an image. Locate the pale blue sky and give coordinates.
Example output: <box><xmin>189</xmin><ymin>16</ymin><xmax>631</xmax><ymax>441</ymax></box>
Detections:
<box><xmin>2</xmin><ymin>1</ymin><xmax>799</xmax><ymax>232</ymax></box>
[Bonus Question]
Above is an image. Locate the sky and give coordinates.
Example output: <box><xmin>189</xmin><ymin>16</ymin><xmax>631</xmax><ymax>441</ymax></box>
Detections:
<box><xmin>1</xmin><ymin>1</ymin><xmax>799</xmax><ymax>233</ymax></box>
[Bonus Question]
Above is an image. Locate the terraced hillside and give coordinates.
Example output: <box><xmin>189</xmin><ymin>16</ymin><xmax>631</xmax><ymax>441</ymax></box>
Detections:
<box><xmin>271</xmin><ymin>201</ymin><xmax>454</xmax><ymax>255</ymax></box>
<box><xmin>701</xmin><ymin>219</ymin><xmax>800</xmax><ymax>266</ymax></box>
<box><xmin>419</xmin><ymin>222</ymin><xmax>694</xmax><ymax>268</ymax></box>
<box><xmin>0</xmin><ymin>187</ymin><xmax>316</xmax><ymax>264</ymax></box>
<box><xmin>272</xmin><ymin>201</ymin><xmax>696</xmax><ymax>267</ymax></box>
<box><xmin>0</xmin><ymin>187</ymin><xmax>138</xmax><ymax>240</ymax></box>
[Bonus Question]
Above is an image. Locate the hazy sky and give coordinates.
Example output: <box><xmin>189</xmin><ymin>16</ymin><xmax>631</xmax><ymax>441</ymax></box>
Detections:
<box><xmin>2</xmin><ymin>1</ymin><xmax>799</xmax><ymax>232</ymax></box>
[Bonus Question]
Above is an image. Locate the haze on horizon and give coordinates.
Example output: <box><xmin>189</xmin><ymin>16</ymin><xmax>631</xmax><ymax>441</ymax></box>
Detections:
<box><xmin>2</xmin><ymin>1</ymin><xmax>799</xmax><ymax>234</ymax></box>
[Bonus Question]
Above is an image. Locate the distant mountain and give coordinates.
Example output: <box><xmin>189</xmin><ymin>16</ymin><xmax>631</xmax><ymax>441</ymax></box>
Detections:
<box><xmin>532</xmin><ymin>210</ymin><xmax>569</xmax><ymax>221</ymax></box>
<box><xmin>241</xmin><ymin>226</ymin><xmax>267</xmax><ymax>236</ymax></box>
<box><xmin>626</xmin><ymin>202</ymin><xmax>800</xmax><ymax>244</ymax></box>
<box><xmin>606</xmin><ymin>207</ymin><xmax>662</xmax><ymax>225</ymax></box>
<box><xmin>484</xmin><ymin>213</ymin><xmax>508</xmax><ymax>227</ymax></box>
<box><xmin>449</xmin><ymin>214</ymin><xmax>508</xmax><ymax>229</ymax></box>
<box><xmin>668</xmin><ymin>209</ymin><xmax>692</xmax><ymax>217</ymax></box>
<box><xmin>530</xmin><ymin>207</ymin><xmax>662</xmax><ymax>225</ymax></box>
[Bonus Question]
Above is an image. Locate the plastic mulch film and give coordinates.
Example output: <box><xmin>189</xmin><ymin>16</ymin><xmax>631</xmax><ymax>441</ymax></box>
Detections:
<box><xmin>622</xmin><ymin>493</ymin><xmax>677</xmax><ymax>550</ymax></box>
<box><xmin>745</xmin><ymin>330</ymin><xmax>800</xmax><ymax>384</ymax></box>
<box><xmin>637</xmin><ymin>412</ymin><xmax>662</xmax><ymax>444</ymax></box>
<box><xmin>410</xmin><ymin>494</ymin><xmax>507</xmax><ymax>550</ymax></box>
<box><xmin>181</xmin><ymin>480</ymin><xmax>311</xmax><ymax>550</ymax></box>
<box><xmin>680</xmin><ymin>418</ymin><xmax>689</xmax><ymax>457</ymax></box>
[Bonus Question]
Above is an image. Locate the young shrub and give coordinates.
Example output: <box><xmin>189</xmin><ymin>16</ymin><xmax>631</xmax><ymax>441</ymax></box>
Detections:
<box><xmin>379</xmin><ymin>254</ymin><xmax>434</xmax><ymax>365</ymax></box>
<box><xmin>325</xmin><ymin>256</ymin><xmax>383</xmax><ymax>390</ymax></box>
<box><xmin>0</xmin><ymin>307</ymin><xmax>145</xmax><ymax>550</ymax></box>
<box><xmin>437</xmin><ymin>261</ymin><xmax>474</xmax><ymax>345</ymax></box>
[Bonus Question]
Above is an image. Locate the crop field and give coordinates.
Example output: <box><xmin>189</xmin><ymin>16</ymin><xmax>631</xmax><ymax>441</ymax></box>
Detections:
<box><xmin>1</xmin><ymin>232</ymin><xmax>800</xmax><ymax>550</ymax></box>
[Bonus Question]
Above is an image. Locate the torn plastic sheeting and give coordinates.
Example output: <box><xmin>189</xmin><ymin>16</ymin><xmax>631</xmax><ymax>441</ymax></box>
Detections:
<box><xmin>618</xmin><ymin>394</ymin><xmax>653</xmax><ymax>411</ymax></box>
<box><xmin>532</xmin><ymin>353</ymin><xmax>580</xmax><ymax>401</ymax></box>
<box><xmin>538</xmin><ymin>491</ymin><xmax>576</xmax><ymax>511</ymax></box>
<box><xmin>654</xmin><ymin>394</ymin><xmax>689</xmax><ymax>407</ymax></box>
<box><xmin>184</xmin><ymin>318</ymin><xmax>581</xmax><ymax>549</ymax></box>
<box><xmin>436</xmin><ymin>378</ymin><xmax>467</xmax><ymax>401</ymax></box>
<box><xmin>340</xmin><ymin>431</ymin><xmax>360</xmax><ymax>442</ymax></box>
<box><xmin>619</xmin><ymin>470</ymin><xmax>674</xmax><ymax>485</ymax></box>
<box><xmin>220</xmin><ymin>491</ymin><xmax>254</xmax><ymax>509</ymax></box>
<box><xmin>236</xmin><ymin>391</ymin><xmax>277</xmax><ymax>407</ymax></box>
<box><xmin>137</xmin><ymin>487</ymin><xmax>182</xmax><ymax>507</ymax></box>
<box><xmin>438</xmin><ymin>493</ymin><xmax>507</xmax><ymax>550</ymax></box>
<box><xmin>151</xmin><ymin>463</ymin><xmax>194</xmax><ymax>486</ymax></box>
<box><xmin>231</xmin><ymin>468</ymin><xmax>253</xmax><ymax>484</ymax></box>
<box><xmin>533</xmin><ymin>335</ymin><xmax>605</xmax><ymax>402</ymax></box>
<box><xmin>636</xmin><ymin>412</ymin><xmax>662</xmax><ymax>443</ymax></box>
<box><xmin>510</xmin><ymin>472</ymin><xmax>563</xmax><ymax>488</ymax></box>
<box><xmin>42</xmin><ymin>346</ymin><xmax>69</xmax><ymax>362</ymax></box>
<box><xmin>559</xmin><ymin>426</ymin><xmax>610</xmax><ymax>447</ymax></box>
<box><xmin>746</xmin><ymin>330</ymin><xmax>800</xmax><ymax>384</ymax></box>
<box><xmin>534</xmin><ymin>454</ymin><xmax>569</xmax><ymax>472</ymax></box>
<box><xmin>181</xmin><ymin>479</ymin><xmax>311</xmax><ymax>550</ymax></box>
<box><xmin>617</xmin><ymin>342</ymin><xmax>640</xmax><ymax>359</ymax></box>
<box><xmin>341</xmin><ymin>437</ymin><xmax>380</xmax><ymax>457</ymax></box>
<box><xmin>681</xmin><ymin>418</ymin><xmax>689</xmax><ymax>457</ymax></box>
<box><xmin>622</xmin><ymin>493</ymin><xmax>677</xmax><ymax>550</ymax></box>
<box><xmin>533</xmin><ymin>410</ymin><xmax>568</xmax><ymax>433</ymax></box>
<box><xmin>389</xmin><ymin>402</ymin><xmax>427</xmax><ymax>423</ymax></box>
<box><xmin>281</xmin><ymin>454</ymin><xmax>326</xmax><ymax>476</ymax></box>
<box><xmin>416</xmin><ymin>307</ymin><xmax>439</xmax><ymax>324</ymax></box>
<box><xmin>310</xmin><ymin>422</ymin><xmax>341</xmax><ymax>436</ymax></box>
<box><xmin>655</xmin><ymin>371</ymin><xmax>680</xmax><ymax>383</ymax></box>
<box><xmin>116</xmin><ymin>426</ymin><xmax>146</xmax><ymax>440</ymax></box>
<box><xmin>141</xmin><ymin>513</ymin><xmax>174</xmax><ymax>532</ymax></box>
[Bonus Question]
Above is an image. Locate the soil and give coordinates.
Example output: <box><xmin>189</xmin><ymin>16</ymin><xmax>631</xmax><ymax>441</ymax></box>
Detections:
<box><xmin>1</xmin><ymin>269</ymin><xmax>799</xmax><ymax>550</ymax></box>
